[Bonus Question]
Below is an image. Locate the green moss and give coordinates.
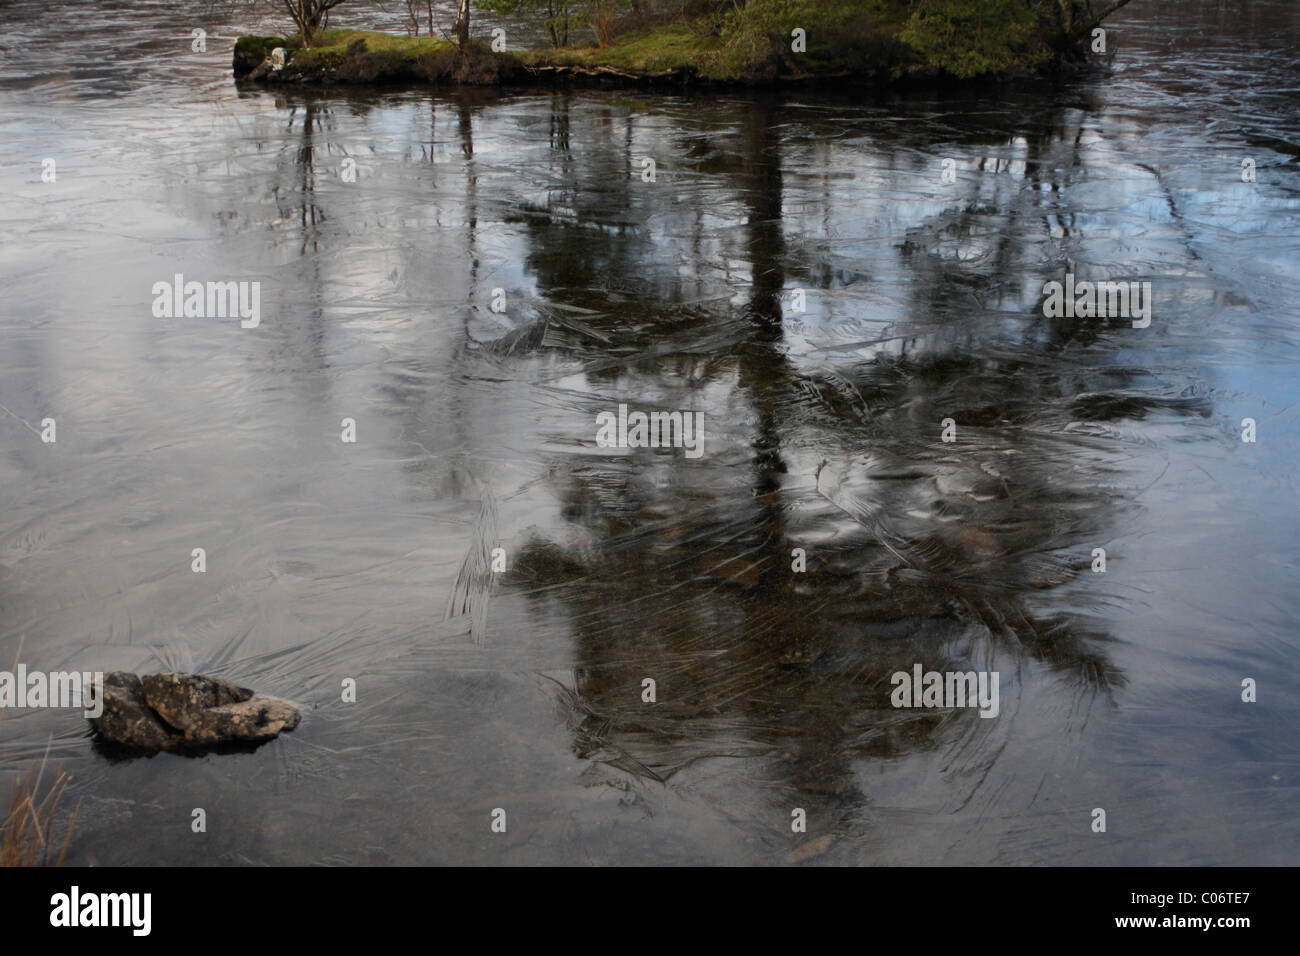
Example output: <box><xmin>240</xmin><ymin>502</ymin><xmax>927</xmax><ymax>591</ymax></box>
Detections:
<box><xmin>524</xmin><ymin>23</ymin><xmax>721</xmax><ymax>74</ymax></box>
<box><xmin>898</xmin><ymin>0</ymin><xmax>1055</xmax><ymax>78</ymax></box>
<box><xmin>234</xmin><ymin>35</ymin><xmax>286</xmax><ymax>58</ymax></box>
<box><xmin>303</xmin><ymin>29</ymin><xmax>456</xmax><ymax>58</ymax></box>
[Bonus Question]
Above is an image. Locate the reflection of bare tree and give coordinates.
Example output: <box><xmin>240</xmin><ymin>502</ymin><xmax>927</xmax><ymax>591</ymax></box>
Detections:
<box><xmin>372</xmin><ymin>83</ymin><xmax>1218</xmax><ymax>852</ymax></box>
<box><xmin>484</xmin><ymin>90</ymin><xmax>1172</xmax><ymax>835</ymax></box>
<box><xmin>277</xmin><ymin>98</ymin><xmax>328</xmax><ymax>257</ymax></box>
<box><xmin>466</xmin><ymin>91</ymin><xmax>1163</xmax><ymax>840</ymax></box>
<box><xmin>261</xmin><ymin>95</ymin><xmax>336</xmax><ymax>383</ymax></box>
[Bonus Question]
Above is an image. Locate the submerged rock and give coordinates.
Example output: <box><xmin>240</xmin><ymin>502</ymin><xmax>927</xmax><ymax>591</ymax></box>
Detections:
<box><xmin>89</xmin><ymin>672</ymin><xmax>300</xmax><ymax>754</ymax></box>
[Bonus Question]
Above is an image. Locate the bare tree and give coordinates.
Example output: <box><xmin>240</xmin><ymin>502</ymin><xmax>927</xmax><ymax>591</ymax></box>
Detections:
<box><xmin>403</xmin><ymin>0</ymin><xmax>436</xmax><ymax>37</ymax></box>
<box><xmin>282</xmin><ymin>0</ymin><xmax>349</xmax><ymax>46</ymax></box>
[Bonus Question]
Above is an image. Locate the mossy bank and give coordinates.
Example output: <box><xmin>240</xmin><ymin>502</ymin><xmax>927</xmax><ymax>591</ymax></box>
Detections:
<box><xmin>233</xmin><ymin>1</ymin><xmax>1131</xmax><ymax>89</ymax></box>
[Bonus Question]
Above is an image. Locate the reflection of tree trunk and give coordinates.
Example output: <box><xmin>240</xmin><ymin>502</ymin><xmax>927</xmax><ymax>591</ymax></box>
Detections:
<box><xmin>457</xmin><ymin>97</ymin><xmax>479</xmax><ymax>327</ymax></box>
<box><xmin>740</xmin><ymin>103</ymin><xmax>784</xmax><ymax>333</ymax></box>
<box><xmin>285</xmin><ymin>100</ymin><xmax>328</xmax><ymax>375</ymax></box>
<box><xmin>735</xmin><ymin>99</ymin><xmax>866</xmax><ymax>810</ymax></box>
<box><xmin>738</xmin><ymin>97</ymin><xmax>788</xmax><ymax>500</ymax></box>
<box><xmin>550</xmin><ymin>91</ymin><xmax>570</xmax><ymax>153</ymax></box>
<box><xmin>295</xmin><ymin>102</ymin><xmax>325</xmax><ymax>255</ymax></box>
<box><xmin>434</xmin><ymin>97</ymin><xmax>444</xmax><ymax>162</ymax></box>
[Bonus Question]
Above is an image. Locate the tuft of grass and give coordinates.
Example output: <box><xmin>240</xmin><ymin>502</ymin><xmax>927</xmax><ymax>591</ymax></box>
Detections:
<box><xmin>0</xmin><ymin>745</ymin><xmax>79</xmax><ymax>867</ymax></box>
<box><xmin>0</xmin><ymin>645</ymin><xmax>80</xmax><ymax>867</ymax></box>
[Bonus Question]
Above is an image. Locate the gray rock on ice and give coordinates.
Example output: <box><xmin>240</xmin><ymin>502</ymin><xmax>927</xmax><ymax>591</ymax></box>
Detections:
<box><xmin>90</xmin><ymin>672</ymin><xmax>300</xmax><ymax>754</ymax></box>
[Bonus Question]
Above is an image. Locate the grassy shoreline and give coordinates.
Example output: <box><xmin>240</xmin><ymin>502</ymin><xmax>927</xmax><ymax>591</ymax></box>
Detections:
<box><xmin>233</xmin><ymin>2</ymin><xmax>1124</xmax><ymax>90</ymax></box>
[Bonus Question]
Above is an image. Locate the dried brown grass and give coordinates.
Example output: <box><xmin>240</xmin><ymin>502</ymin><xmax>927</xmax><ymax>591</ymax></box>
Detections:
<box><xmin>0</xmin><ymin>643</ymin><xmax>80</xmax><ymax>866</ymax></box>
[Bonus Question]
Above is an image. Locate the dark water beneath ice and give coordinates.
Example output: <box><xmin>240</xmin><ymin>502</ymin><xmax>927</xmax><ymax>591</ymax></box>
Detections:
<box><xmin>1</xmin><ymin>0</ymin><xmax>1298</xmax><ymax>864</ymax></box>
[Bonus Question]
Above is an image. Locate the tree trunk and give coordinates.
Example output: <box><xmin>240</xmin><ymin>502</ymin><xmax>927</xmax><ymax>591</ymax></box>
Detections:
<box><xmin>1056</xmin><ymin>0</ymin><xmax>1074</xmax><ymax>34</ymax></box>
<box><xmin>455</xmin><ymin>0</ymin><xmax>471</xmax><ymax>48</ymax></box>
<box><xmin>284</xmin><ymin>0</ymin><xmax>343</xmax><ymax>48</ymax></box>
